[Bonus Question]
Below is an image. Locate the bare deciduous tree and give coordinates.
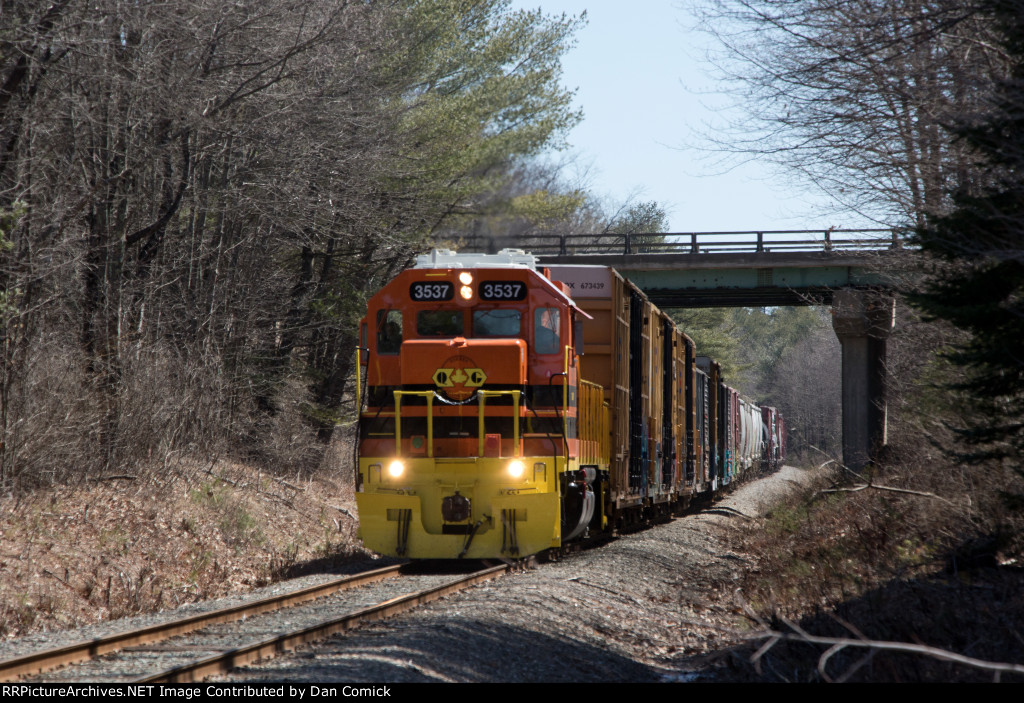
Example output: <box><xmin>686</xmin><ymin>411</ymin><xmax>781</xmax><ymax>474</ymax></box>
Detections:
<box><xmin>692</xmin><ymin>0</ymin><xmax>1006</xmax><ymax>225</ymax></box>
<box><xmin>0</xmin><ymin>0</ymin><xmax>584</xmax><ymax>485</ymax></box>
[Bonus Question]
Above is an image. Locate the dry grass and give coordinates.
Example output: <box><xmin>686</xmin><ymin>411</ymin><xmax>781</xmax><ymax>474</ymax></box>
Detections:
<box><xmin>0</xmin><ymin>446</ymin><xmax>368</xmax><ymax>639</ymax></box>
<box><xmin>722</xmin><ymin>453</ymin><xmax>1024</xmax><ymax>682</ymax></box>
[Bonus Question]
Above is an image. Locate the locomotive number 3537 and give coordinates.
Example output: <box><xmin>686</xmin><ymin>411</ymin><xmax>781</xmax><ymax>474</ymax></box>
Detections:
<box><xmin>409</xmin><ymin>282</ymin><xmax>454</xmax><ymax>301</ymax></box>
<box><xmin>480</xmin><ymin>281</ymin><xmax>526</xmax><ymax>301</ymax></box>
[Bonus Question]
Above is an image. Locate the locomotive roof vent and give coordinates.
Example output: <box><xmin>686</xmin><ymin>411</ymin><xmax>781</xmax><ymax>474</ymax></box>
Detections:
<box><xmin>414</xmin><ymin>248</ymin><xmax>538</xmax><ymax>271</ymax></box>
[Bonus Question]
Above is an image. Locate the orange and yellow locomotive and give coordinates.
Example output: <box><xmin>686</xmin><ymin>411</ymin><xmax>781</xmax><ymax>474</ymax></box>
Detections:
<box><xmin>355</xmin><ymin>249</ymin><xmax>604</xmax><ymax>559</ymax></box>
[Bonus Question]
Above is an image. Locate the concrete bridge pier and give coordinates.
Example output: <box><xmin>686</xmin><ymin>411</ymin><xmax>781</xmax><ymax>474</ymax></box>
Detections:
<box><xmin>831</xmin><ymin>289</ymin><xmax>896</xmax><ymax>471</ymax></box>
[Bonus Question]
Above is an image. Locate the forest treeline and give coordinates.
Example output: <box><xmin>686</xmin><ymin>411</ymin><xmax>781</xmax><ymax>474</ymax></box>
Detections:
<box><xmin>0</xmin><ymin>0</ymin><xmax>598</xmax><ymax>485</ymax></box>
<box><xmin>0</xmin><ymin>1</ymin><xmax>696</xmax><ymax>487</ymax></box>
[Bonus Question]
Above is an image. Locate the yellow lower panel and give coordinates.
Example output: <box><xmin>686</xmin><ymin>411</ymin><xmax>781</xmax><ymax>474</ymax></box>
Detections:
<box><xmin>356</xmin><ymin>491</ymin><xmax>559</xmax><ymax>559</ymax></box>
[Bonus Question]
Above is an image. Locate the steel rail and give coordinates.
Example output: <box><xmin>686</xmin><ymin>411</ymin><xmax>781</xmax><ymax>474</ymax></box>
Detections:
<box><xmin>0</xmin><ymin>563</ymin><xmax>404</xmax><ymax>681</ymax></box>
<box><xmin>134</xmin><ymin>564</ymin><xmax>508</xmax><ymax>683</ymax></box>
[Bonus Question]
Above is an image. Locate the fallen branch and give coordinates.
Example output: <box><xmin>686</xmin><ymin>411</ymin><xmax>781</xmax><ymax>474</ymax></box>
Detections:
<box><xmin>270</xmin><ymin>475</ymin><xmax>306</xmax><ymax>492</ymax></box>
<box><xmin>42</xmin><ymin>569</ymin><xmax>77</xmax><ymax>594</ymax></box>
<box><xmin>203</xmin><ymin>468</ymin><xmax>237</xmax><ymax>487</ymax></box>
<box><xmin>749</xmin><ymin>619</ymin><xmax>1024</xmax><ymax>682</ymax></box>
<box><xmin>816</xmin><ymin>483</ymin><xmax>956</xmax><ymax>505</ymax></box>
<box><xmin>255</xmin><ymin>489</ymin><xmax>295</xmax><ymax>510</ymax></box>
<box><xmin>809</xmin><ymin>445</ymin><xmax>955</xmax><ymax>505</ymax></box>
<box><xmin>330</xmin><ymin>505</ymin><xmax>356</xmax><ymax>520</ymax></box>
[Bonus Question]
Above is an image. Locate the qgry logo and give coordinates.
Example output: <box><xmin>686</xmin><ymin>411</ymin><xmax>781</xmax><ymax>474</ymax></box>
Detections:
<box><xmin>432</xmin><ymin>355</ymin><xmax>487</xmax><ymax>401</ymax></box>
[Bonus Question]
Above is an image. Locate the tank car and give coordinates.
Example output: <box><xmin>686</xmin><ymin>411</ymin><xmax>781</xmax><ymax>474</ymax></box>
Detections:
<box><xmin>760</xmin><ymin>406</ymin><xmax>786</xmax><ymax>472</ymax></box>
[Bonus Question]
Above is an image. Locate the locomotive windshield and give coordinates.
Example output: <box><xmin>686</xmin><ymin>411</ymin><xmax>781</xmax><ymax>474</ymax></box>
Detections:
<box><xmin>472</xmin><ymin>309</ymin><xmax>521</xmax><ymax>337</ymax></box>
<box><xmin>417</xmin><ymin>309</ymin><xmax>463</xmax><ymax>337</ymax></box>
<box><xmin>376</xmin><ymin>309</ymin><xmax>402</xmax><ymax>354</ymax></box>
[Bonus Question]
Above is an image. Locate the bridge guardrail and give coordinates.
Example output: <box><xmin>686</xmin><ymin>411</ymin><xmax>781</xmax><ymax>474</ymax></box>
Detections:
<box><xmin>459</xmin><ymin>229</ymin><xmax>909</xmax><ymax>257</ymax></box>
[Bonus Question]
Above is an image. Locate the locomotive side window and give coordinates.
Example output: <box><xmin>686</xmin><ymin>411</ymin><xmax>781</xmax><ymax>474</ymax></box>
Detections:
<box><xmin>473</xmin><ymin>309</ymin><xmax>521</xmax><ymax>337</ymax></box>
<box><xmin>534</xmin><ymin>307</ymin><xmax>561</xmax><ymax>354</ymax></box>
<box><xmin>417</xmin><ymin>309</ymin><xmax>464</xmax><ymax>337</ymax></box>
<box><xmin>376</xmin><ymin>310</ymin><xmax>403</xmax><ymax>355</ymax></box>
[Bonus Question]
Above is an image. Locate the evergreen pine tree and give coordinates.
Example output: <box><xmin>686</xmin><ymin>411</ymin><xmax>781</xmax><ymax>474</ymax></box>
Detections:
<box><xmin>912</xmin><ymin>0</ymin><xmax>1024</xmax><ymax>462</ymax></box>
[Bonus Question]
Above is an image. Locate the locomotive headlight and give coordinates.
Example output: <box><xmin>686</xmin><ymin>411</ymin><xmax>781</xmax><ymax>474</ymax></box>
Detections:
<box><xmin>507</xmin><ymin>459</ymin><xmax>525</xmax><ymax>479</ymax></box>
<box><xmin>459</xmin><ymin>271</ymin><xmax>474</xmax><ymax>285</ymax></box>
<box><xmin>459</xmin><ymin>285</ymin><xmax>474</xmax><ymax>300</ymax></box>
<box><xmin>387</xmin><ymin>460</ymin><xmax>405</xmax><ymax>478</ymax></box>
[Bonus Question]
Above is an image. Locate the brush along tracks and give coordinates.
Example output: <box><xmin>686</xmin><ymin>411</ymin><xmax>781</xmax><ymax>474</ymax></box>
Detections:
<box><xmin>2</xmin><ymin>563</ymin><xmax>507</xmax><ymax>683</ymax></box>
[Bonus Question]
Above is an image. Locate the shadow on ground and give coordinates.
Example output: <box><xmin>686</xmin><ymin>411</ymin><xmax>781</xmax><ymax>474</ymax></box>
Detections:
<box><xmin>233</xmin><ymin>617</ymin><xmax>661</xmax><ymax>683</ymax></box>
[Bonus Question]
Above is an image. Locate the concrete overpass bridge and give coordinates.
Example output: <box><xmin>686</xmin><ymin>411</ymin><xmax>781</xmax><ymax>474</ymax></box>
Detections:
<box><xmin>467</xmin><ymin>229</ymin><xmax>902</xmax><ymax>306</ymax></box>
<box><xmin>464</xmin><ymin>229</ymin><xmax>909</xmax><ymax>472</ymax></box>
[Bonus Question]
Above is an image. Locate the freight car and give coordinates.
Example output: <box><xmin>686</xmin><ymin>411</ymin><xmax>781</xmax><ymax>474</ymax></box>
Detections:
<box><xmin>354</xmin><ymin>249</ymin><xmax>784</xmax><ymax>559</ymax></box>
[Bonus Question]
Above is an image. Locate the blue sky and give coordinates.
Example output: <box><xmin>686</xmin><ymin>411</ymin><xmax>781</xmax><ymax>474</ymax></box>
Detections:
<box><xmin>511</xmin><ymin>1</ymin><xmax>873</xmax><ymax>233</ymax></box>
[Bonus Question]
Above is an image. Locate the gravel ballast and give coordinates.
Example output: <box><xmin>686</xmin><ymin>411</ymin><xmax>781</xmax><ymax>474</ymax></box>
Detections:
<box><xmin>221</xmin><ymin>465</ymin><xmax>817</xmax><ymax>683</ymax></box>
<box><xmin>3</xmin><ymin>465</ymin><xmax>815</xmax><ymax>683</ymax></box>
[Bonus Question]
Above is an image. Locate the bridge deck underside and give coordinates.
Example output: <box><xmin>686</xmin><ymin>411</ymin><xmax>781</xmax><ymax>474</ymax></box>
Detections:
<box><xmin>643</xmin><ymin>286</ymin><xmax>835</xmax><ymax>308</ymax></box>
<box><xmin>591</xmin><ymin>263</ymin><xmax>890</xmax><ymax>308</ymax></box>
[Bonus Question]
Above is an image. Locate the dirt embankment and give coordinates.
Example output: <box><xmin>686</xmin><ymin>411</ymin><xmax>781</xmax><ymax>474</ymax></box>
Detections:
<box><xmin>0</xmin><ymin>454</ymin><xmax>368</xmax><ymax>639</ymax></box>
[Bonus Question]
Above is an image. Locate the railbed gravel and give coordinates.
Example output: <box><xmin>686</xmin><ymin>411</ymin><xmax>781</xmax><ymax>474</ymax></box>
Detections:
<box><xmin>220</xmin><ymin>465</ymin><xmax>817</xmax><ymax>683</ymax></box>
<box><xmin>25</xmin><ymin>567</ymin><xmax>478</xmax><ymax>683</ymax></box>
<box><xmin>6</xmin><ymin>465</ymin><xmax>815</xmax><ymax>683</ymax></box>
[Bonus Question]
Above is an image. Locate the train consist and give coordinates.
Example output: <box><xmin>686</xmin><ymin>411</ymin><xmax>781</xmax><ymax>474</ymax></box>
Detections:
<box><xmin>355</xmin><ymin>249</ymin><xmax>786</xmax><ymax>559</ymax></box>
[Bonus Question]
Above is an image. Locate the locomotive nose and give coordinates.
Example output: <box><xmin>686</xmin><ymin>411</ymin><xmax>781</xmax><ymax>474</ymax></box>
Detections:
<box><xmin>399</xmin><ymin>338</ymin><xmax>528</xmax><ymax>391</ymax></box>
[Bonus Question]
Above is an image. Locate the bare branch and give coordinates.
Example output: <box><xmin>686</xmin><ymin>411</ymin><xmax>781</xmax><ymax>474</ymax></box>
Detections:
<box><xmin>690</xmin><ymin>0</ymin><xmax>1006</xmax><ymax>224</ymax></box>
<box><xmin>747</xmin><ymin>625</ymin><xmax>1024</xmax><ymax>680</ymax></box>
<box><xmin>816</xmin><ymin>482</ymin><xmax>957</xmax><ymax>504</ymax></box>
<box><xmin>809</xmin><ymin>444</ymin><xmax>957</xmax><ymax>504</ymax></box>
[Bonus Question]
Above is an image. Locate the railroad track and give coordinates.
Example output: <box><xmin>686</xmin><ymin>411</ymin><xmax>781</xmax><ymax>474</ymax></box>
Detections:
<box><xmin>2</xmin><ymin>563</ymin><xmax>507</xmax><ymax>683</ymax></box>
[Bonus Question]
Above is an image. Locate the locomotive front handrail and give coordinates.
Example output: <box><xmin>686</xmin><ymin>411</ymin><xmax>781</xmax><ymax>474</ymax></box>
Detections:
<box><xmin>476</xmin><ymin>390</ymin><xmax>522</xmax><ymax>458</ymax></box>
<box><xmin>393</xmin><ymin>389</ymin><xmax>522</xmax><ymax>459</ymax></box>
<box><xmin>393</xmin><ymin>390</ymin><xmax>435</xmax><ymax>458</ymax></box>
